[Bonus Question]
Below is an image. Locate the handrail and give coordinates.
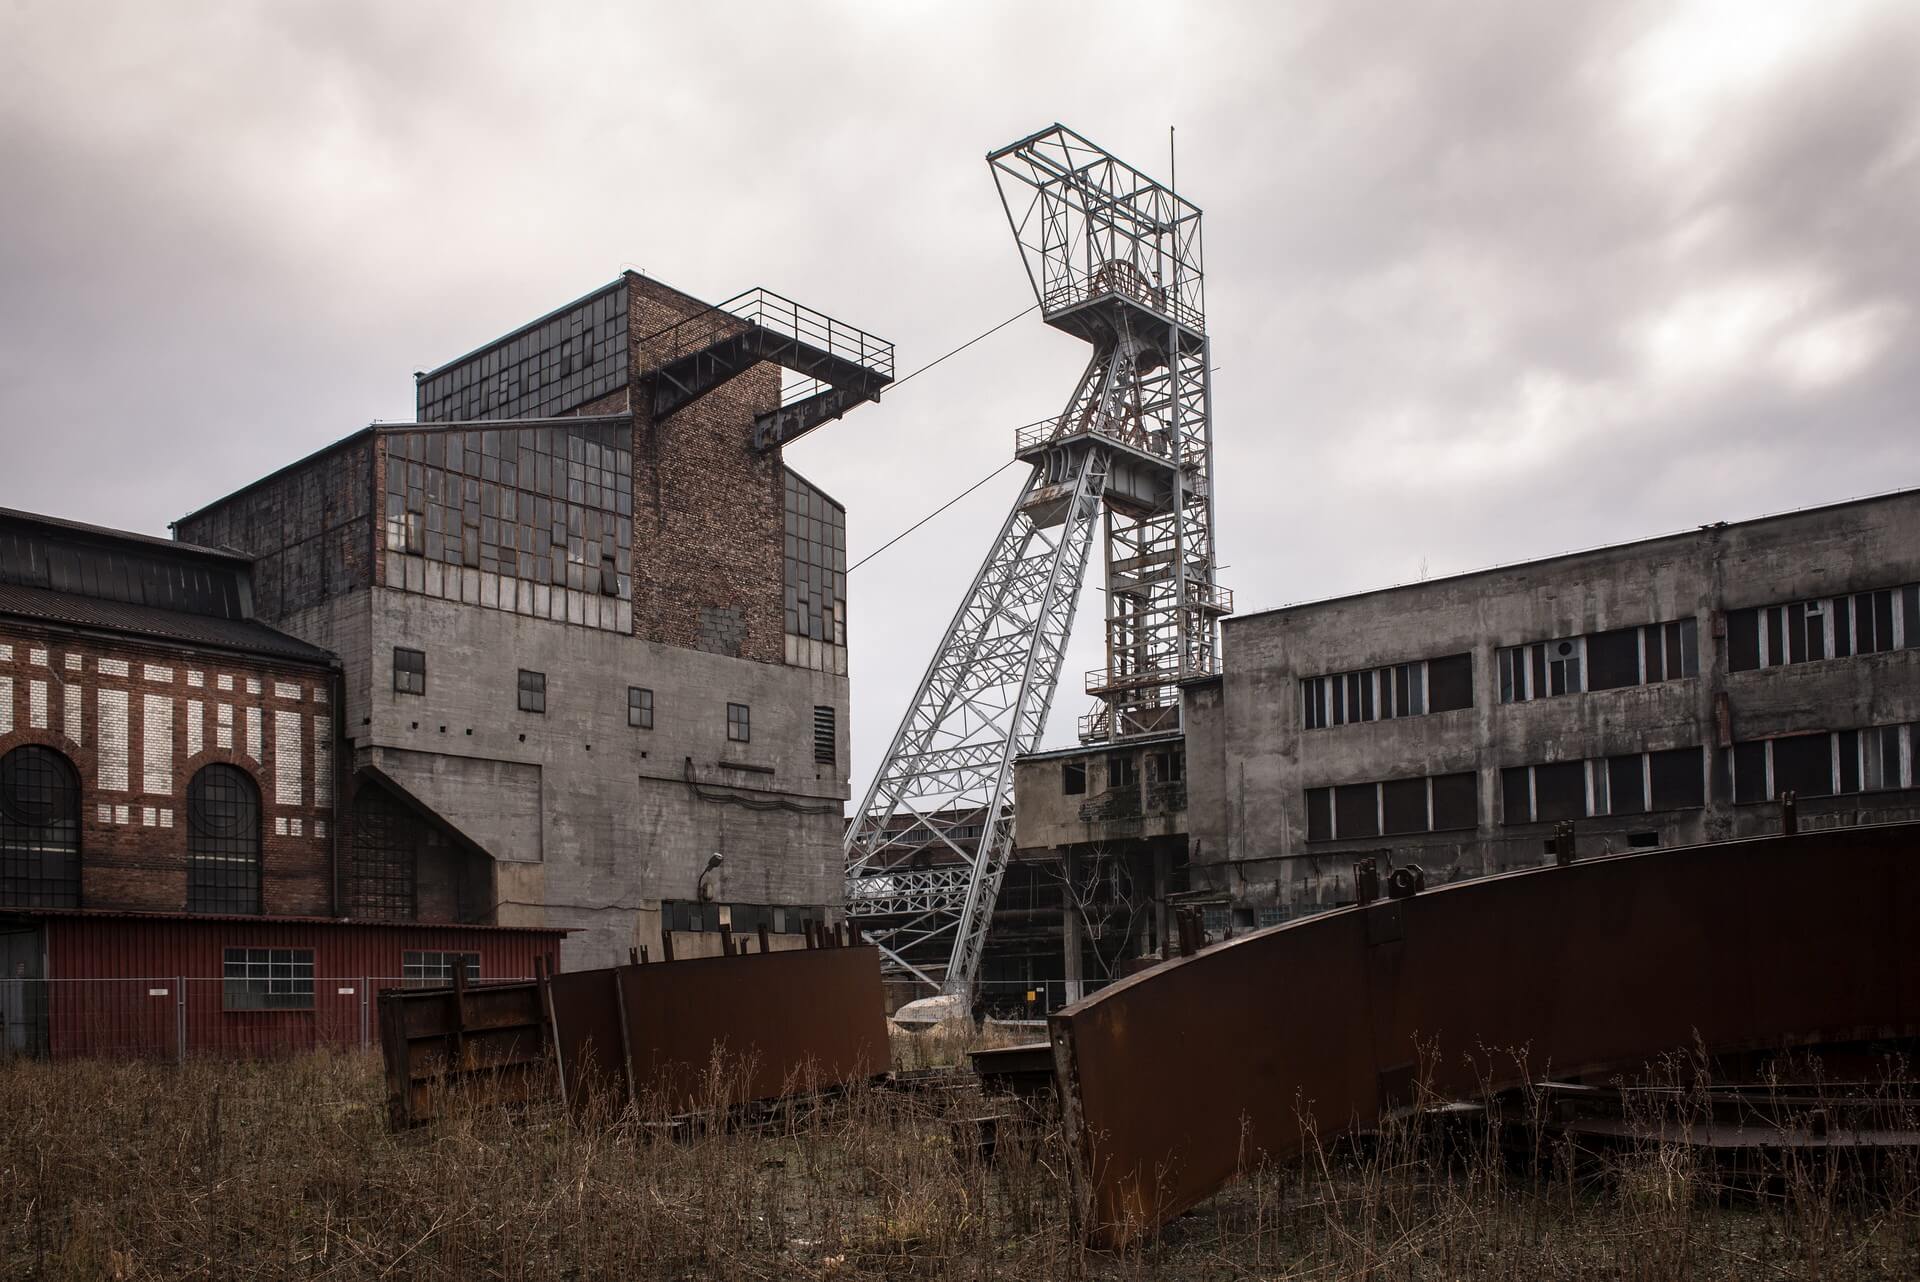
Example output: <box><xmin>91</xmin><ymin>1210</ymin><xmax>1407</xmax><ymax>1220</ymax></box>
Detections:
<box><xmin>638</xmin><ymin>287</ymin><xmax>895</xmax><ymax>381</ymax></box>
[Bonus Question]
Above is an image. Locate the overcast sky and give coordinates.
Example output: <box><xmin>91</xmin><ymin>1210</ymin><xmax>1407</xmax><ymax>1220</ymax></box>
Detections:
<box><xmin>3</xmin><ymin>0</ymin><xmax>1916</xmax><ymax>799</ymax></box>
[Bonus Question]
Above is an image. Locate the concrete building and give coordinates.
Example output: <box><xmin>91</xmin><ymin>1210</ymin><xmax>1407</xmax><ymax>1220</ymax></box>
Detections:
<box><xmin>174</xmin><ymin>273</ymin><xmax>890</xmax><ymax>969</ymax></box>
<box><xmin>1010</xmin><ymin>487</ymin><xmax>1920</xmax><ymax>989</ymax></box>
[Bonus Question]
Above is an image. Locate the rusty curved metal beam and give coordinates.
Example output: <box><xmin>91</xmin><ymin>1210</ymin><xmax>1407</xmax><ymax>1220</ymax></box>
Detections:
<box><xmin>1049</xmin><ymin>822</ymin><xmax>1920</xmax><ymax>1245</ymax></box>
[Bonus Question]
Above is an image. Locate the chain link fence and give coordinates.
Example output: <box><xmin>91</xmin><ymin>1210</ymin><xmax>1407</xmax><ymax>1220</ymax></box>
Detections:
<box><xmin>0</xmin><ymin>977</ymin><xmax>530</xmax><ymax>1062</ymax></box>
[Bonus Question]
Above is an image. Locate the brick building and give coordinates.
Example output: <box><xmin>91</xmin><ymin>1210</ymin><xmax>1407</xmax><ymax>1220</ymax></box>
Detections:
<box><xmin>0</xmin><ymin>507</ymin><xmax>564</xmax><ymax>1056</ymax></box>
<box><xmin>175</xmin><ymin>272</ymin><xmax>890</xmax><ymax>968</ymax></box>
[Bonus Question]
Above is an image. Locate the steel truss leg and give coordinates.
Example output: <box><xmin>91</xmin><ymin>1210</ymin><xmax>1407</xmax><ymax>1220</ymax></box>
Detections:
<box><xmin>845</xmin><ymin>443</ymin><xmax>1110</xmax><ymax>994</ymax></box>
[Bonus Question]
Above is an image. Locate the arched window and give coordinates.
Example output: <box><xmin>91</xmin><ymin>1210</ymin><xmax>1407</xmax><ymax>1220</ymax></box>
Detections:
<box><xmin>187</xmin><ymin>764</ymin><xmax>261</xmax><ymax>914</ymax></box>
<box><xmin>0</xmin><ymin>745</ymin><xmax>81</xmax><ymax>907</ymax></box>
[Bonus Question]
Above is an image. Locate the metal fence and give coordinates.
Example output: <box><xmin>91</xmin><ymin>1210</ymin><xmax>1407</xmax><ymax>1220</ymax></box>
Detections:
<box><xmin>0</xmin><ymin>977</ymin><xmax>531</xmax><ymax>1063</ymax></box>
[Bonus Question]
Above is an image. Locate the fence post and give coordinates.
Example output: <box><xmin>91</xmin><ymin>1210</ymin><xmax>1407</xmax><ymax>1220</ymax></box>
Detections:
<box><xmin>362</xmin><ymin>977</ymin><xmax>371</xmax><ymax>1051</ymax></box>
<box><xmin>176</xmin><ymin>976</ymin><xmax>187</xmax><ymax>1066</ymax></box>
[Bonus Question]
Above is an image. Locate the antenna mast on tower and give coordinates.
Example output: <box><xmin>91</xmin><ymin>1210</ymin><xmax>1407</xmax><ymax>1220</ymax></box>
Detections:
<box><xmin>844</xmin><ymin>124</ymin><xmax>1228</xmax><ymax>997</ymax></box>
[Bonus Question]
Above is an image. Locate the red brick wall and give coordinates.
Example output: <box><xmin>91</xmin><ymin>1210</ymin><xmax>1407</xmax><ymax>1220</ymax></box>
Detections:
<box><xmin>0</xmin><ymin>625</ymin><xmax>339</xmax><ymax>916</ymax></box>
<box><xmin>627</xmin><ymin>275</ymin><xmax>787</xmax><ymax>663</ymax></box>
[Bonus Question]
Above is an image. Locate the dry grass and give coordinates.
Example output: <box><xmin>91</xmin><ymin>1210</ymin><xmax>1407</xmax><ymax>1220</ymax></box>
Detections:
<box><xmin>2</xmin><ymin>1036</ymin><xmax>1917</xmax><ymax>1280</ymax></box>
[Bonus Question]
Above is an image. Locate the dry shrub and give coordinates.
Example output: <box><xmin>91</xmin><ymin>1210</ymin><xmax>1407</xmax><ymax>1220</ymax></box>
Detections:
<box><xmin>1</xmin><ymin>1034</ymin><xmax>1915</xmax><ymax>1280</ymax></box>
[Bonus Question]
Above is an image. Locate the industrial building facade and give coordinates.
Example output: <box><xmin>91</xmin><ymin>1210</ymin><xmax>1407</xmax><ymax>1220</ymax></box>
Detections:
<box><xmin>1008</xmin><ymin>488</ymin><xmax>1920</xmax><ymax>995</ymax></box>
<box><xmin>176</xmin><ymin>272</ymin><xmax>886</xmax><ymax>969</ymax></box>
<box><xmin>0</xmin><ymin>507</ymin><xmax>564</xmax><ymax>1056</ymax></box>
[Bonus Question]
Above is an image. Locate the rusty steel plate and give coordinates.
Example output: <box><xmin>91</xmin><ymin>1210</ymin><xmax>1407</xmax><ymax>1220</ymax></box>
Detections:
<box><xmin>549</xmin><ymin>943</ymin><xmax>890</xmax><ymax>1113</ymax></box>
<box><xmin>1051</xmin><ymin>822</ymin><xmax>1920</xmax><ymax>1244</ymax></box>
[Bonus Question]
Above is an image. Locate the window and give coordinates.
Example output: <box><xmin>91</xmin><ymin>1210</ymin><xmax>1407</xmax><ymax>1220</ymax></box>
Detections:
<box><xmin>1730</xmin><ymin>585</ymin><xmax>1917</xmax><ymax>671</ymax></box>
<box><xmin>628</xmin><ymin>686</ymin><xmax>654</xmax><ymax>729</ymax></box>
<box><xmin>1301</xmin><ymin>652</ymin><xmax>1470</xmax><ymax>729</ymax></box>
<box><xmin>517</xmin><ymin>669</ymin><xmax>546</xmax><ymax>714</ymax></box>
<box><xmin>727</xmin><ymin>702</ymin><xmax>750</xmax><ymax>742</ymax></box>
<box><xmin>223</xmin><ymin>948</ymin><xmax>313</xmax><ymax>1010</ymax></box>
<box><xmin>1381</xmin><ymin>778</ymin><xmax>1429</xmax><ymax>836</ymax></box>
<box><xmin>401</xmin><ymin>951</ymin><xmax>479</xmax><ymax>988</ymax></box>
<box><xmin>1108</xmin><ymin>753</ymin><xmax>1138</xmax><ymax>790</ymax></box>
<box><xmin>1062</xmin><ymin>762</ymin><xmax>1087</xmax><ymax>795</ymax></box>
<box><xmin>1533</xmin><ymin>761</ymin><xmax>1586</xmax><ymax>823</ymax></box>
<box><xmin>1429</xmin><ymin>773</ymin><xmax>1477</xmax><ymax>830</ymax></box>
<box><xmin>393</xmin><ymin>646</ymin><xmax>426</xmax><ymax>695</ymax></box>
<box><xmin>1304</xmin><ymin>772</ymin><xmax>1477</xmax><ymax>842</ymax></box>
<box><xmin>1587</xmin><ymin>629</ymin><xmax>1641</xmax><ymax>691</ymax></box>
<box><xmin>1500</xmin><ymin>641</ymin><xmax>1576</xmax><ymax>702</ymax></box>
<box><xmin>1647</xmin><ymin>747</ymin><xmax>1705</xmax><ymax>810</ymax></box>
<box><xmin>813</xmin><ymin>706</ymin><xmax>835</xmax><ymax>764</ymax></box>
<box><xmin>0</xmin><ymin>745</ymin><xmax>81</xmax><ymax>908</ymax></box>
<box><xmin>1334</xmin><ymin>783</ymin><xmax>1380</xmax><ymax>839</ymax></box>
<box><xmin>1771</xmin><ymin>733</ymin><xmax>1834</xmax><ymax>798</ymax></box>
<box><xmin>187</xmin><ymin>764</ymin><xmax>261</xmax><ymax>914</ymax></box>
<box><xmin>1602</xmin><ymin>753</ymin><xmax>1647</xmax><ymax>815</ymax></box>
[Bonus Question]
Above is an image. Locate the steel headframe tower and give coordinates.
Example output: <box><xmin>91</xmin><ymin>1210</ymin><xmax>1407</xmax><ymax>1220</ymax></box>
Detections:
<box><xmin>844</xmin><ymin>124</ymin><xmax>1227</xmax><ymax>998</ymax></box>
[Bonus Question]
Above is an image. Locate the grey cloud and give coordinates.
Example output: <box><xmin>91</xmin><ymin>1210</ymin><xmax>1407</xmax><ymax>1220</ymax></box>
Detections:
<box><xmin>0</xmin><ymin>0</ymin><xmax>1913</xmax><ymax>799</ymax></box>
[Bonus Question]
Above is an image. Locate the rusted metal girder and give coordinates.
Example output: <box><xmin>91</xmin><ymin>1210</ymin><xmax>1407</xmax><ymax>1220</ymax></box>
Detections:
<box><xmin>1050</xmin><ymin>822</ymin><xmax>1920</xmax><ymax>1245</ymax></box>
<box><xmin>378</xmin><ymin>966</ymin><xmax>549</xmax><ymax>1128</ymax></box>
<box><xmin>546</xmin><ymin>942</ymin><xmax>891</xmax><ymax>1114</ymax></box>
<box><xmin>379</xmin><ymin>938</ymin><xmax>890</xmax><ymax>1125</ymax></box>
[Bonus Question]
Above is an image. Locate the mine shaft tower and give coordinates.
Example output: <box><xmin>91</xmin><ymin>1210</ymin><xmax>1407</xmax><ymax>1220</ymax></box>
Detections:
<box><xmin>845</xmin><ymin>124</ymin><xmax>1229</xmax><ymax>996</ymax></box>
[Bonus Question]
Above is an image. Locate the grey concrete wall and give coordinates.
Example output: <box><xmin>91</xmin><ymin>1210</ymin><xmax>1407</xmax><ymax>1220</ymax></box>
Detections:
<box><xmin>362</xmin><ymin>587</ymin><xmax>848</xmax><ymax>968</ymax></box>
<box><xmin>1013</xmin><ymin>736</ymin><xmax>1188</xmax><ymax>853</ymax></box>
<box><xmin>1191</xmin><ymin>490</ymin><xmax>1920</xmax><ymax>915</ymax></box>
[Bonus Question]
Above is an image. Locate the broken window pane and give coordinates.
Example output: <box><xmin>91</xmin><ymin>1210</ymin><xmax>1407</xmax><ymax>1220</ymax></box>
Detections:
<box><xmin>1063</xmin><ymin>762</ymin><xmax>1087</xmax><ymax>796</ymax></box>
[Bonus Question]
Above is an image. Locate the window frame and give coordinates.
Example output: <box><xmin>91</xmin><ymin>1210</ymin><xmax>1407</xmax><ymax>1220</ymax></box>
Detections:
<box><xmin>726</xmin><ymin>701</ymin><xmax>751</xmax><ymax>743</ymax></box>
<box><xmin>517</xmin><ymin>668</ymin><xmax>547</xmax><ymax>714</ymax></box>
<box><xmin>393</xmin><ymin>646</ymin><xmax>427</xmax><ymax>696</ymax></box>
<box><xmin>627</xmin><ymin>685</ymin><xmax>654</xmax><ymax>730</ymax></box>
<box><xmin>222</xmin><ymin>947</ymin><xmax>315</xmax><ymax>1011</ymax></box>
<box><xmin>400</xmin><ymin>950</ymin><xmax>480</xmax><ymax>989</ymax></box>
<box><xmin>187</xmin><ymin>763</ymin><xmax>262</xmax><ymax>916</ymax></box>
<box><xmin>0</xmin><ymin>744</ymin><xmax>82</xmax><ymax>909</ymax></box>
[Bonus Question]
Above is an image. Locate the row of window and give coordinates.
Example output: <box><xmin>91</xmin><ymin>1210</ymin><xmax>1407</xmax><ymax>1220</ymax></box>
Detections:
<box><xmin>1</xmin><ymin>746</ymin><xmax>261</xmax><ymax>912</ymax></box>
<box><xmin>1499</xmin><ymin>618</ymin><xmax>1700</xmax><ymax>704</ymax></box>
<box><xmin>224</xmin><ymin>948</ymin><xmax>483</xmax><ymax>1011</ymax></box>
<box><xmin>1501</xmin><ymin>748</ymin><xmax>1705</xmax><ymax>824</ymax></box>
<box><xmin>1302</xmin><ymin>725</ymin><xmax>1918</xmax><ymax>842</ymax></box>
<box><xmin>1301</xmin><ymin>654</ymin><xmax>1473</xmax><ymax>729</ymax></box>
<box><xmin>1307</xmin><ymin>584</ymin><xmax>1918</xmax><ymax>726</ymax></box>
<box><xmin>661</xmin><ymin>900</ymin><xmax>823</xmax><ymax>935</ymax></box>
<box><xmin>392</xmin><ymin>646</ymin><xmax>834</xmax><ymax>759</ymax></box>
<box><xmin>1728</xmin><ymin>585</ymin><xmax>1919</xmax><ymax>671</ymax></box>
<box><xmin>1730</xmin><ymin>724</ymin><xmax>1917</xmax><ymax>802</ymax></box>
<box><xmin>1305</xmin><ymin>772</ymin><xmax>1478</xmax><ymax>842</ymax></box>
